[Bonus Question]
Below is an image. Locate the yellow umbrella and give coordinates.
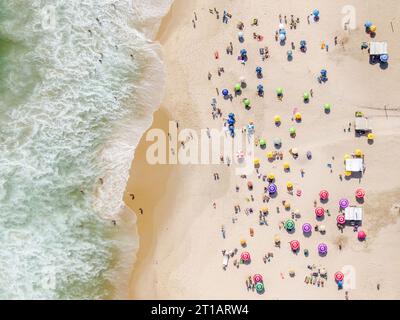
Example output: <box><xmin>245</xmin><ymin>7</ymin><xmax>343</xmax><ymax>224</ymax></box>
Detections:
<box><xmin>261</xmin><ymin>207</ymin><xmax>268</xmax><ymax>213</ymax></box>
<box><xmin>267</xmin><ymin>151</ymin><xmax>274</xmax><ymax>159</ymax></box>
<box><xmin>274</xmin><ymin>235</ymin><xmax>281</xmax><ymax>243</ymax></box>
<box><xmin>254</xmin><ymin>158</ymin><xmax>260</xmax><ymax>165</ymax></box>
<box><xmin>287</xmin><ymin>182</ymin><xmax>293</xmax><ymax>189</ymax></box>
<box><xmin>284</xmin><ymin>201</ymin><xmax>291</xmax><ymax>209</ymax></box>
<box><xmin>370</xmin><ymin>25</ymin><xmax>377</xmax><ymax>32</ymax></box>
<box><xmin>274</xmin><ymin>115</ymin><xmax>281</xmax><ymax>122</ymax></box>
<box><xmin>344</xmin><ymin>170</ymin><xmax>352</xmax><ymax>177</ymax></box>
<box><xmin>295</xmin><ymin>112</ymin><xmax>302</xmax><ymax>120</ymax></box>
<box><xmin>240</xmin><ymin>239</ymin><xmax>246</xmax><ymax>246</ymax></box>
<box><xmin>344</xmin><ymin>154</ymin><xmax>351</xmax><ymax>160</ymax></box>
<box><xmin>267</xmin><ymin>173</ymin><xmax>275</xmax><ymax>180</ymax></box>
<box><xmin>283</xmin><ymin>162</ymin><xmax>290</xmax><ymax>170</ymax></box>
<box><xmin>355</xmin><ymin>149</ymin><xmax>363</xmax><ymax>157</ymax></box>
<box><xmin>367</xmin><ymin>133</ymin><xmax>375</xmax><ymax>140</ymax></box>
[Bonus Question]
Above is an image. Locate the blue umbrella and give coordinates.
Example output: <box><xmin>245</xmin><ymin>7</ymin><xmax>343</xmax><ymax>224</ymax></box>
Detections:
<box><xmin>313</xmin><ymin>9</ymin><xmax>320</xmax><ymax>16</ymax></box>
<box><xmin>287</xmin><ymin>50</ymin><xmax>293</xmax><ymax>56</ymax></box>
<box><xmin>228</xmin><ymin>112</ymin><xmax>235</xmax><ymax>119</ymax></box>
<box><xmin>380</xmin><ymin>54</ymin><xmax>389</xmax><ymax>63</ymax></box>
<box><xmin>364</xmin><ymin>21</ymin><xmax>372</xmax><ymax>28</ymax></box>
<box><xmin>321</xmin><ymin>69</ymin><xmax>327</xmax><ymax>77</ymax></box>
<box><xmin>279</xmin><ymin>29</ymin><xmax>286</xmax><ymax>35</ymax></box>
<box><xmin>240</xmin><ymin>49</ymin><xmax>247</xmax><ymax>56</ymax></box>
<box><xmin>279</xmin><ymin>33</ymin><xmax>286</xmax><ymax>41</ymax></box>
<box><xmin>256</xmin><ymin>66</ymin><xmax>262</xmax><ymax>74</ymax></box>
<box><xmin>222</xmin><ymin>89</ymin><xmax>229</xmax><ymax>96</ymax></box>
<box><xmin>300</xmin><ymin>40</ymin><xmax>306</xmax><ymax>47</ymax></box>
<box><xmin>257</xmin><ymin>84</ymin><xmax>264</xmax><ymax>92</ymax></box>
<box><xmin>228</xmin><ymin>118</ymin><xmax>235</xmax><ymax>125</ymax></box>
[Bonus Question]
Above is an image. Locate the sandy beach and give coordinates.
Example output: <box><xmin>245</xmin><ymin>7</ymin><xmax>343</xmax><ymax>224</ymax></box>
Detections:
<box><xmin>125</xmin><ymin>0</ymin><xmax>400</xmax><ymax>299</ymax></box>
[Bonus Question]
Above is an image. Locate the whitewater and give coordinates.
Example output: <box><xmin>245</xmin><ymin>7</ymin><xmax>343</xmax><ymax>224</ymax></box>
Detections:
<box><xmin>0</xmin><ymin>0</ymin><xmax>171</xmax><ymax>299</ymax></box>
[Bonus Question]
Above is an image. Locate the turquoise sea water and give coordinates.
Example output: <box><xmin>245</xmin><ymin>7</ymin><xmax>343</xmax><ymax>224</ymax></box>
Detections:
<box><xmin>0</xmin><ymin>0</ymin><xmax>169</xmax><ymax>299</ymax></box>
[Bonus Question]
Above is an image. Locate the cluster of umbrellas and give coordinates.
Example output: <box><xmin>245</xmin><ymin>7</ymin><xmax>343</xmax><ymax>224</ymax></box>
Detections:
<box><xmin>364</xmin><ymin>21</ymin><xmax>377</xmax><ymax>33</ymax></box>
<box><xmin>253</xmin><ymin>273</ymin><xmax>264</xmax><ymax>292</ymax></box>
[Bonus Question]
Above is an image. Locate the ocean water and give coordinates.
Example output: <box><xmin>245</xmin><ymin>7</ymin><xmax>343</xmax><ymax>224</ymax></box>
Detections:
<box><xmin>0</xmin><ymin>0</ymin><xmax>171</xmax><ymax>299</ymax></box>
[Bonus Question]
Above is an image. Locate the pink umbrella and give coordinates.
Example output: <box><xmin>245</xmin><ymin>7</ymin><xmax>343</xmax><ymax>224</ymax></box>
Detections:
<box><xmin>290</xmin><ymin>240</ymin><xmax>300</xmax><ymax>251</ymax></box>
<box><xmin>355</xmin><ymin>188</ymin><xmax>365</xmax><ymax>199</ymax></box>
<box><xmin>339</xmin><ymin>198</ymin><xmax>349</xmax><ymax>209</ymax></box>
<box><xmin>334</xmin><ymin>271</ymin><xmax>344</xmax><ymax>282</ymax></box>
<box><xmin>336</xmin><ymin>214</ymin><xmax>346</xmax><ymax>225</ymax></box>
<box><xmin>253</xmin><ymin>274</ymin><xmax>263</xmax><ymax>283</ymax></box>
<box><xmin>358</xmin><ymin>230</ymin><xmax>366</xmax><ymax>240</ymax></box>
<box><xmin>315</xmin><ymin>207</ymin><xmax>325</xmax><ymax>217</ymax></box>
<box><xmin>241</xmin><ymin>252</ymin><xmax>251</xmax><ymax>262</ymax></box>
<box><xmin>319</xmin><ymin>190</ymin><xmax>329</xmax><ymax>200</ymax></box>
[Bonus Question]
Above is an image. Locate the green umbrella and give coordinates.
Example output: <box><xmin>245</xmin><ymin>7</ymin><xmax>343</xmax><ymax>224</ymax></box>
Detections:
<box><xmin>324</xmin><ymin>103</ymin><xmax>331</xmax><ymax>110</ymax></box>
<box><xmin>235</xmin><ymin>83</ymin><xmax>241</xmax><ymax>91</ymax></box>
<box><xmin>276</xmin><ymin>87</ymin><xmax>284</xmax><ymax>95</ymax></box>
<box><xmin>285</xmin><ymin>219</ymin><xmax>295</xmax><ymax>231</ymax></box>
<box><xmin>259</xmin><ymin>139</ymin><xmax>266</xmax><ymax>146</ymax></box>
<box><xmin>244</xmin><ymin>98</ymin><xmax>251</xmax><ymax>106</ymax></box>
<box><xmin>289</xmin><ymin>127</ymin><xmax>296</xmax><ymax>134</ymax></box>
<box><xmin>303</xmin><ymin>92</ymin><xmax>310</xmax><ymax>100</ymax></box>
<box><xmin>255</xmin><ymin>282</ymin><xmax>264</xmax><ymax>292</ymax></box>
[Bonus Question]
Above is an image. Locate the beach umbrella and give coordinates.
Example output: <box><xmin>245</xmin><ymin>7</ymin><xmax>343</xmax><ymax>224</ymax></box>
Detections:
<box><xmin>380</xmin><ymin>54</ymin><xmax>388</xmax><ymax>63</ymax></box>
<box><xmin>268</xmin><ymin>183</ymin><xmax>277</xmax><ymax>194</ymax></box>
<box><xmin>276</xmin><ymin>87</ymin><xmax>284</xmax><ymax>95</ymax></box>
<box><xmin>367</xmin><ymin>133</ymin><xmax>375</xmax><ymax>140</ymax></box>
<box><xmin>247</xmin><ymin>181</ymin><xmax>253</xmax><ymax>190</ymax></box>
<box><xmin>318</xmin><ymin>243</ymin><xmax>328</xmax><ymax>255</ymax></box>
<box><xmin>240</xmin><ymin>239</ymin><xmax>246</xmax><ymax>246</ymax></box>
<box><xmin>285</xmin><ymin>219</ymin><xmax>295</xmax><ymax>231</ymax></box>
<box><xmin>315</xmin><ymin>207</ymin><xmax>325</xmax><ymax>217</ymax></box>
<box><xmin>344</xmin><ymin>171</ymin><xmax>352</xmax><ymax>177</ymax></box>
<box><xmin>355</xmin><ymin>149</ymin><xmax>363</xmax><ymax>157</ymax></box>
<box><xmin>274</xmin><ymin>115</ymin><xmax>281</xmax><ymax>123</ymax></box>
<box><xmin>355</xmin><ymin>188</ymin><xmax>365</xmax><ymax>199</ymax></box>
<box><xmin>241</xmin><ymin>251</ymin><xmax>251</xmax><ymax>262</ymax></box>
<box><xmin>279</xmin><ymin>33</ymin><xmax>286</xmax><ymax>41</ymax></box>
<box><xmin>324</xmin><ymin>103</ymin><xmax>331</xmax><ymax>110</ymax></box>
<box><xmin>256</xmin><ymin>66</ymin><xmax>262</xmax><ymax>74</ymax></box>
<box><xmin>291</xmin><ymin>148</ymin><xmax>298</xmax><ymax>155</ymax></box>
<box><xmin>344</xmin><ymin>154</ymin><xmax>351</xmax><ymax>160</ymax></box>
<box><xmin>289</xmin><ymin>127</ymin><xmax>296</xmax><ymax>135</ymax></box>
<box><xmin>253</xmin><ymin>274</ymin><xmax>263</xmax><ymax>283</ymax></box>
<box><xmin>370</xmin><ymin>25</ymin><xmax>377</xmax><ymax>33</ymax></box>
<box><xmin>313</xmin><ymin>9</ymin><xmax>320</xmax><ymax>16</ymax></box>
<box><xmin>306</xmin><ymin>151</ymin><xmax>312</xmax><ymax>159</ymax></box>
<box><xmin>243</xmin><ymin>98</ymin><xmax>251</xmax><ymax>107</ymax></box>
<box><xmin>240</xmin><ymin>49</ymin><xmax>247</xmax><ymax>56</ymax></box>
<box><xmin>287</xmin><ymin>182</ymin><xmax>293</xmax><ymax>190</ymax></box>
<box><xmin>239</xmin><ymin>76</ymin><xmax>246</xmax><ymax>83</ymax></box>
<box><xmin>337</xmin><ymin>215</ymin><xmax>346</xmax><ymax>225</ymax></box>
<box><xmin>284</xmin><ymin>201</ymin><xmax>291</xmax><ymax>209</ymax></box>
<box><xmin>279</xmin><ymin>23</ymin><xmax>285</xmax><ymax>30</ymax></box>
<box><xmin>257</xmin><ymin>84</ymin><xmax>264</xmax><ymax>92</ymax></box>
<box><xmin>319</xmin><ymin>190</ymin><xmax>329</xmax><ymax>200</ymax></box>
<box><xmin>319</xmin><ymin>225</ymin><xmax>326</xmax><ymax>232</ymax></box>
<box><xmin>287</xmin><ymin>50</ymin><xmax>293</xmax><ymax>57</ymax></box>
<box><xmin>273</xmin><ymin>138</ymin><xmax>282</xmax><ymax>146</ymax></box>
<box><xmin>254</xmin><ymin>158</ymin><xmax>260</xmax><ymax>165</ymax></box>
<box><xmin>261</xmin><ymin>207</ymin><xmax>268</xmax><ymax>213</ymax></box>
<box><xmin>295</xmin><ymin>112</ymin><xmax>302</xmax><ymax>120</ymax></box>
<box><xmin>267</xmin><ymin>151</ymin><xmax>274</xmax><ymax>159</ymax></box>
<box><xmin>267</xmin><ymin>173</ymin><xmax>275</xmax><ymax>181</ymax></box>
<box><xmin>238</xmin><ymin>31</ymin><xmax>244</xmax><ymax>39</ymax></box>
<box><xmin>320</xmin><ymin>69</ymin><xmax>327</xmax><ymax>77</ymax></box>
<box><xmin>364</xmin><ymin>21</ymin><xmax>373</xmax><ymax>28</ymax></box>
<box><xmin>236</xmin><ymin>150</ymin><xmax>245</xmax><ymax>160</ymax></box>
<box><xmin>234</xmin><ymin>83</ymin><xmax>241</xmax><ymax>91</ymax></box>
<box><xmin>255</xmin><ymin>282</ymin><xmax>264</xmax><ymax>293</ymax></box>
<box><xmin>335</xmin><ymin>271</ymin><xmax>344</xmax><ymax>282</ymax></box>
<box><xmin>358</xmin><ymin>230</ymin><xmax>367</xmax><ymax>240</ymax></box>
<box><xmin>274</xmin><ymin>235</ymin><xmax>281</xmax><ymax>244</ymax></box>
<box><xmin>259</xmin><ymin>139</ymin><xmax>266</xmax><ymax>147</ymax></box>
<box><xmin>302</xmin><ymin>223</ymin><xmax>312</xmax><ymax>234</ymax></box>
<box><xmin>222</xmin><ymin>89</ymin><xmax>229</xmax><ymax>96</ymax></box>
<box><xmin>283</xmin><ymin>162</ymin><xmax>290</xmax><ymax>170</ymax></box>
<box><xmin>303</xmin><ymin>92</ymin><xmax>310</xmax><ymax>100</ymax></box>
<box><xmin>339</xmin><ymin>198</ymin><xmax>349</xmax><ymax>209</ymax></box>
<box><xmin>290</xmin><ymin>240</ymin><xmax>300</xmax><ymax>251</ymax></box>
<box><xmin>279</xmin><ymin>28</ymin><xmax>287</xmax><ymax>35</ymax></box>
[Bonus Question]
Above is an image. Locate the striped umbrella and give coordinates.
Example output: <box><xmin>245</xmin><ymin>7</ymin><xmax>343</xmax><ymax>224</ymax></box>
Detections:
<box><xmin>335</xmin><ymin>271</ymin><xmax>344</xmax><ymax>282</ymax></box>
<box><xmin>285</xmin><ymin>219</ymin><xmax>295</xmax><ymax>231</ymax></box>
<box><xmin>241</xmin><ymin>252</ymin><xmax>251</xmax><ymax>262</ymax></box>
<box><xmin>319</xmin><ymin>190</ymin><xmax>329</xmax><ymax>200</ymax></box>
<box><xmin>315</xmin><ymin>207</ymin><xmax>325</xmax><ymax>217</ymax></box>
<box><xmin>318</xmin><ymin>243</ymin><xmax>328</xmax><ymax>255</ymax></box>
<box><xmin>268</xmin><ymin>183</ymin><xmax>277</xmax><ymax>194</ymax></box>
<box><xmin>255</xmin><ymin>282</ymin><xmax>264</xmax><ymax>293</ymax></box>
<box><xmin>290</xmin><ymin>240</ymin><xmax>300</xmax><ymax>251</ymax></box>
<box><xmin>355</xmin><ymin>188</ymin><xmax>365</xmax><ymax>199</ymax></box>
<box><xmin>336</xmin><ymin>215</ymin><xmax>346</xmax><ymax>225</ymax></box>
<box><xmin>339</xmin><ymin>198</ymin><xmax>349</xmax><ymax>209</ymax></box>
<box><xmin>253</xmin><ymin>274</ymin><xmax>263</xmax><ymax>283</ymax></box>
<box><xmin>302</xmin><ymin>223</ymin><xmax>312</xmax><ymax>233</ymax></box>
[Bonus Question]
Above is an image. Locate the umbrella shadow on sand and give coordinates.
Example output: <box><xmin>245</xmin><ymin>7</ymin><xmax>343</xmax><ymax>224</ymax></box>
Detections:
<box><xmin>303</xmin><ymin>231</ymin><xmax>312</xmax><ymax>238</ymax></box>
<box><xmin>356</xmin><ymin>197</ymin><xmax>365</xmax><ymax>204</ymax></box>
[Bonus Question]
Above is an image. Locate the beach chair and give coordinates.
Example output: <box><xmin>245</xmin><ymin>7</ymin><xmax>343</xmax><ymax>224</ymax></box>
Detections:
<box><xmin>222</xmin><ymin>255</ymin><xmax>229</xmax><ymax>269</ymax></box>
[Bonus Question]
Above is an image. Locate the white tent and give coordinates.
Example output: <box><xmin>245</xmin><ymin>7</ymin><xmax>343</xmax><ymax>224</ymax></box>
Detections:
<box><xmin>369</xmin><ymin>42</ymin><xmax>388</xmax><ymax>55</ymax></box>
<box><xmin>344</xmin><ymin>206</ymin><xmax>363</xmax><ymax>221</ymax></box>
<box><xmin>345</xmin><ymin>158</ymin><xmax>363</xmax><ymax>172</ymax></box>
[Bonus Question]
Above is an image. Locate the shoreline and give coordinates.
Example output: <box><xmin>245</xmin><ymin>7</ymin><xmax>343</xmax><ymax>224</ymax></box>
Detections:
<box><xmin>125</xmin><ymin>0</ymin><xmax>400</xmax><ymax>299</ymax></box>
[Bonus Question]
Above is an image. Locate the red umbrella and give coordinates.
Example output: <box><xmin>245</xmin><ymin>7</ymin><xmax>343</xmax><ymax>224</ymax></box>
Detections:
<box><xmin>336</xmin><ymin>214</ymin><xmax>346</xmax><ymax>225</ymax></box>
<box><xmin>334</xmin><ymin>271</ymin><xmax>344</xmax><ymax>282</ymax></box>
<box><xmin>241</xmin><ymin>252</ymin><xmax>251</xmax><ymax>261</ymax></box>
<box><xmin>290</xmin><ymin>240</ymin><xmax>300</xmax><ymax>251</ymax></box>
<box><xmin>355</xmin><ymin>188</ymin><xmax>365</xmax><ymax>199</ymax></box>
<box><xmin>253</xmin><ymin>274</ymin><xmax>263</xmax><ymax>283</ymax></box>
<box><xmin>315</xmin><ymin>207</ymin><xmax>325</xmax><ymax>217</ymax></box>
<box><xmin>358</xmin><ymin>230</ymin><xmax>366</xmax><ymax>240</ymax></box>
<box><xmin>319</xmin><ymin>190</ymin><xmax>329</xmax><ymax>200</ymax></box>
